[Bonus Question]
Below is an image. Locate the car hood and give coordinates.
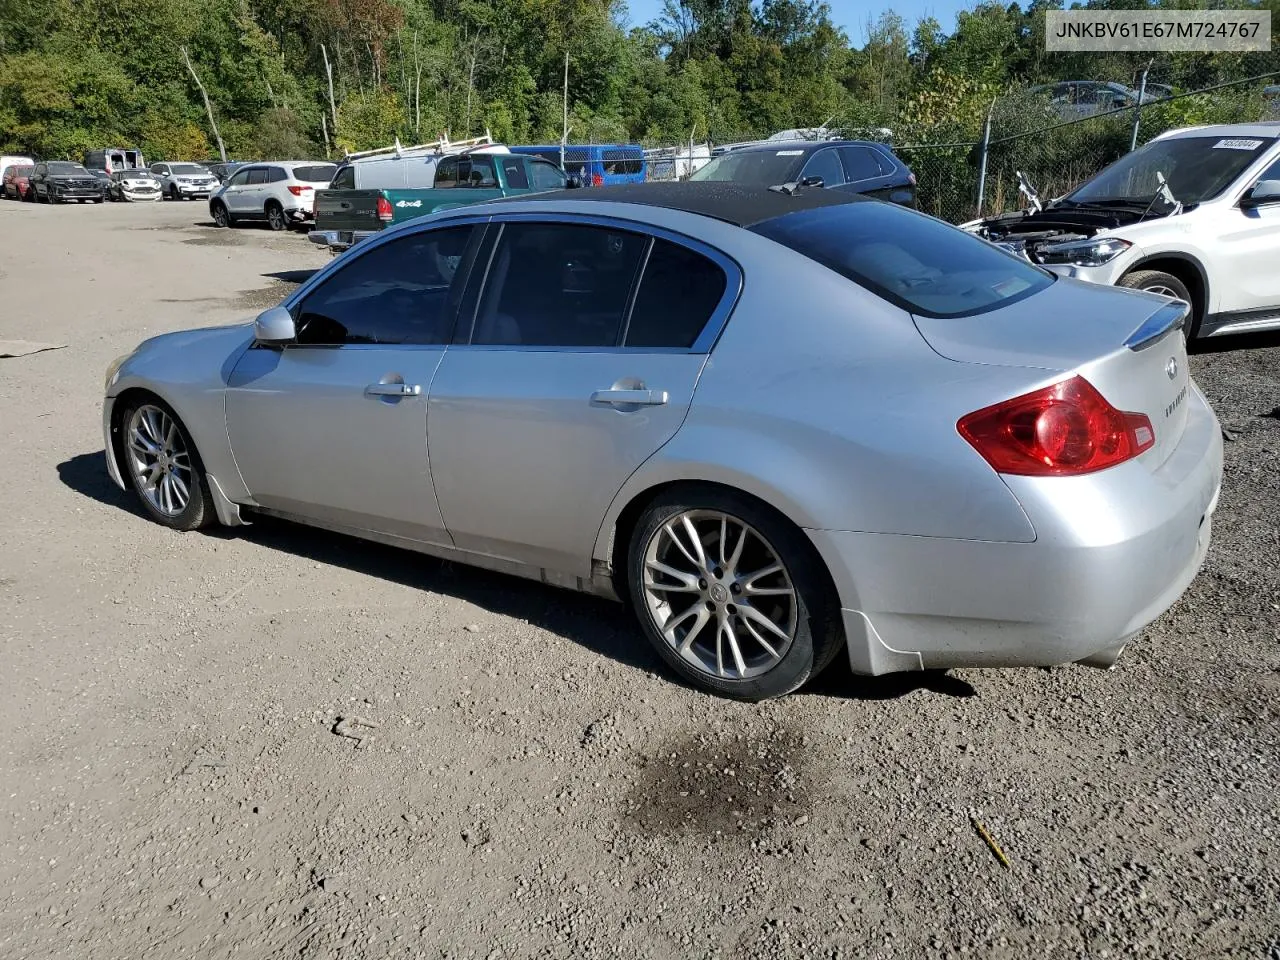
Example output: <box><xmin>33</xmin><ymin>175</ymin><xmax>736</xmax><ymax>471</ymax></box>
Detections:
<box><xmin>134</xmin><ymin>322</ymin><xmax>254</xmax><ymax>358</ymax></box>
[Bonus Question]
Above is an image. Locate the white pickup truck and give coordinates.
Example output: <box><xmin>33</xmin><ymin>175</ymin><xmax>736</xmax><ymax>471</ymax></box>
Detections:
<box><xmin>963</xmin><ymin>122</ymin><xmax>1280</xmax><ymax>340</ymax></box>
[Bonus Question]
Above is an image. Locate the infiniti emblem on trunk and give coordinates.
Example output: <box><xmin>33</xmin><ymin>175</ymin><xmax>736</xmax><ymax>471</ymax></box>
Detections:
<box><xmin>1166</xmin><ymin>357</ymin><xmax>1178</xmax><ymax>380</ymax></box>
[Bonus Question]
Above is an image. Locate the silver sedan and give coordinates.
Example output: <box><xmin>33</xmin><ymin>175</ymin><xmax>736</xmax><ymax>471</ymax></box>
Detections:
<box><xmin>102</xmin><ymin>184</ymin><xmax>1223</xmax><ymax>701</ymax></box>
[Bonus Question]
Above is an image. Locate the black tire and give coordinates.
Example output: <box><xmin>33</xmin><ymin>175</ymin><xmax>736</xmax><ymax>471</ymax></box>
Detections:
<box><xmin>1118</xmin><ymin>269</ymin><xmax>1196</xmax><ymax>337</ymax></box>
<box><xmin>211</xmin><ymin>201</ymin><xmax>230</xmax><ymax>228</ymax></box>
<box><xmin>626</xmin><ymin>487</ymin><xmax>844</xmax><ymax>702</ymax></box>
<box><xmin>265</xmin><ymin>201</ymin><xmax>286</xmax><ymax>231</ymax></box>
<box><xmin>169</xmin><ymin>185</ymin><xmax>180</xmax><ymax>201</ymax></box>
<box><xmin>115</xmin><ymin>397</ymin><xmax>217</xmax><ymax>532</ymax></box>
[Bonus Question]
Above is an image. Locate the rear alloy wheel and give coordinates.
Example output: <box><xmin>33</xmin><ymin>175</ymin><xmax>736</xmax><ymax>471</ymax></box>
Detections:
<box><xmin>1119</xmin><ymin>270</ymin><xmax>1196</xmax><ymax>337</ymax></box>
<box><xmin>211</xmin><ymin>202</ymin><xmax>229</xmax><ymax>228</ymax></box>
<box><xmin>265</xmin><ymin>201</ymin><xmax>286</xmax><ymax>231</ymax></box>
<box><xmin>119</xmin><ymin>400</ymin><xmax>215</xmax><ymax>531</ymax></box>
<box><xmin>627</xmin><ymin>489</ymin><xmax>843</xmax><ymax>701</ymax></box>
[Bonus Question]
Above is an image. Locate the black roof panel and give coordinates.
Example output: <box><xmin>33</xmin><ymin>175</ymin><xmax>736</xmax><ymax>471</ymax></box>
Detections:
<box><xmin>514</xmin><ymin>181</ymin><xmax>867</xmax><ymax>227</ymax></box>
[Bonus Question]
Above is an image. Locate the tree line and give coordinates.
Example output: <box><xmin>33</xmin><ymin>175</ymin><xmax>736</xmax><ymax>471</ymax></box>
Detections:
<box><xmin>0</xmin><ymin>0</ymin><xmax>1276</xmax><ymax>165</ymax></box>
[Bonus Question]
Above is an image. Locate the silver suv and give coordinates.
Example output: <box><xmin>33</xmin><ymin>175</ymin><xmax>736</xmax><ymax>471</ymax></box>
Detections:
<box><xmin>209</xmin><ymin>161</ymin><xmax>337</xmax><ymax>230</ymax></box>
<box><xmin>150</xmin><ymin>162</ymin><xmax>219</xmax><ymax>200</ymax></box>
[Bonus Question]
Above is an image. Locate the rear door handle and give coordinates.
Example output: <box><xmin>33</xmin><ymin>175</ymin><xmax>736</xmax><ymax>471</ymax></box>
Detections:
<box><xmin>590</xmin><ymin>388</ymin><xmax>668</xmax><ymax>406</ymax></box>
<box><xmin>365</xmin><ymin>382</ymin><xmax>421</xmax><ymax>397</ymax></box>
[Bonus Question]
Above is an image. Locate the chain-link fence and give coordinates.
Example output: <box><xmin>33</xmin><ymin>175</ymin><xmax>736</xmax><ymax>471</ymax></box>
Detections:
<box><xmin>633</xmin><ymin>62</ymin><xmax>1280</xmax><ymax>224</ymax></box>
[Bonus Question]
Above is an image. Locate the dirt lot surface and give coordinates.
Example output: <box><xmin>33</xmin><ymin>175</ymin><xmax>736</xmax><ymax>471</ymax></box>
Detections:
<box><xmin>0</xmin><ymin>198</ymin><xmax>1277</xmax><ymax>960</ymax></box>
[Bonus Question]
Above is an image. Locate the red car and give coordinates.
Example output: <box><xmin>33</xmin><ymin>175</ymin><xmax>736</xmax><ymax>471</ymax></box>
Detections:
<box><xmin>2</xmin><ymin>164</ymin><xmax>34</xmax><ymax>200</ymax></box>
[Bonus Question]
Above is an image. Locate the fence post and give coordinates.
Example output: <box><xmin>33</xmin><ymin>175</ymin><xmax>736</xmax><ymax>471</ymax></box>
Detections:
<box><xmin>1131</xmin><ymin>60</ymin><xmax>1152</xmax><ymax>152</ymax></box>
<box><xmin>975</xmin><ymin>98</ymin><xmax>995</xmax><ymax>218</ymax></box>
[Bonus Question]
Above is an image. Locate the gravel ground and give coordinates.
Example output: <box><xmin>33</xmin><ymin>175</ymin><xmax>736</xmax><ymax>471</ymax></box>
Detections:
<box><xmin>0</xmin><ymin>198</ymin><xmax>1277</xmax><ymax>960</ymax></box>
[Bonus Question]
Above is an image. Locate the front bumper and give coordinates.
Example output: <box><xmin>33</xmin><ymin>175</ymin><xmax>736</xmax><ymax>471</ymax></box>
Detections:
<box><xmin>122</xmin><ymin>188</ymin><xmax>161</xmax><ymax>201</ymax></box>
<box><xmin>52</xmin><ymin>189</ymin><xmax>104</xmax><ymax>200</ymax></box>
<box><xmin>176</xmin><ymin>183</ymin><xmax>216</xmax><ymax>197</ymax></box>
<box><xmin>810</xmin><ymin>383</ymin><xmax>1223</xmax><ymax>675</ymax></box>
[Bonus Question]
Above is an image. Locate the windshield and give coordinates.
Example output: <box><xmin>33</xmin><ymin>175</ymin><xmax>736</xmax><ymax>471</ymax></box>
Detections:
<box><xmin>689</xmin><ymin>149</ymin><xmax>805</xmax><ymax>185</ymax></box>
<box><xmin>1064</xmin><ymin>135</ymin><xmax>1272</xmax><ymax>206</ymax></box>
<box><xmin>751</xmin><ymin>202</ymin><xmax>1054</xmax><ymax>318</ymax></box>
<box><xmin>48</xmin><ymin>162</ymin><xmax>86</xmax><ymax>174</ymax></box>
<box><xmin>171</xmin><ymin>164</ymin><xmax>208</xmax><ymax>175</ymax></box>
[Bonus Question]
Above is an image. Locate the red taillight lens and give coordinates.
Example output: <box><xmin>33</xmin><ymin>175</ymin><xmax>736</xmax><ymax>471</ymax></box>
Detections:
<box><xmin>957</xmin><ymin>376</ymin><xmax>1155</xmax><ymax>477</ymax></box>
<box><xmin>287</xmin><ymin>184</ymin><xmax>308</xmax><ymax>197</ymax></box>
<box><xmin>376</xmin><ymin>196</ymin><xmax>393</xmax><ymax>221</ymax></box>
<box><xmin>591</xmin><ymin>173</ymin><xmax>604</xmax><ymax>186</ymax></box>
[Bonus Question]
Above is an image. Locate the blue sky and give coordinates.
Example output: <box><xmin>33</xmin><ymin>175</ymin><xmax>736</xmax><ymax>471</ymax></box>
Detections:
<box><xmin>621</xmin><ymin>0</ymin><xmax>980</xmax><ymax>45</ymax></box>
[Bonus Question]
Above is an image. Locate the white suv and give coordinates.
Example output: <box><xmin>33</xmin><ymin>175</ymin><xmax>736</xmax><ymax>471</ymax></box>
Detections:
<box><xmin>150</xmin><ymin>162</ymin><xmax>220</xmax><ymax>201</ymax></box>
<box><xmin>209</xmin><ymin>161</ymin><xmax>338</xmax><ymax>231</ymax></box>
<box><xmin>964</xmin><ymin>123</ymin><xmax>1280</xmax><ymax>340</ymax></box>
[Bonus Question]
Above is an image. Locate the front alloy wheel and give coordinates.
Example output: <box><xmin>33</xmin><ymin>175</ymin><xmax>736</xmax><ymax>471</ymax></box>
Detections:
<box><xmin>120</xmin><ymin>401</ymin><xmax>214</xmax><ymax>530</ymax></box>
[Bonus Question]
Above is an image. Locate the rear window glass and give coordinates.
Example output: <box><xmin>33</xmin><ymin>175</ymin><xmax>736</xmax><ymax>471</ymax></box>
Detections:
<box><xmin>751</xmin><ymin>204</ymin><xmax>1054</xmax><ymax>318</ymax></box>
<box><xmin>294</xmin><ymin>164</ymin><xmax>337</xmax><ymax>184</ymax></box>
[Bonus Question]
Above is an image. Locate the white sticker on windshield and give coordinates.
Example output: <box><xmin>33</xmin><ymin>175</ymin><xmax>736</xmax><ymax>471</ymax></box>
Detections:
<box><xmin>1213</xmin><ymin>138</ymin><xmax>1264</xmax><ymax>150</ymax></box>
<box><xmin>775</xmin><ymin>150</ymin><xmax>804</xmax><ymax>156</ymax></box>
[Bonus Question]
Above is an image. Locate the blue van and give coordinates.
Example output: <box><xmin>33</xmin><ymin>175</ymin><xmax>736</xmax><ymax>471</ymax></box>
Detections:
<box><xmin>509</xmin><ymin>144</ymin><xmax>646</xmax><ymax>186</ymax></box>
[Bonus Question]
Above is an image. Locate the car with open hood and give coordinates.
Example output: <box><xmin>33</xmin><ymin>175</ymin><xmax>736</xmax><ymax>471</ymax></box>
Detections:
<box><xmin>962</xmin><ymin>123</ymin><xmax>1280</xmax><ymax>340</ymax></box>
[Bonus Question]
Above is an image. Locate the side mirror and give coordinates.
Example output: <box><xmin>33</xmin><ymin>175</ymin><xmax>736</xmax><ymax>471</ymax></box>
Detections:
<box><xmin>1241</xmin><ymin>179</ymin><xmax>1280</xmax><ymax>208</ymax></box>
<box><xmin>799</xmin><ymin>175</ymin><xmax>825</xmax><ymax>188</ymax></box>
<box><xmin>254</xmin><ymin>306</ymin><xmax>296</xmax><ymax>344</ymax></box>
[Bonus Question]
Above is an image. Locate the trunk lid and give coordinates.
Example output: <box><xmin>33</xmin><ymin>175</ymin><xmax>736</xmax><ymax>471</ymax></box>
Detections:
<box><xmin>913</xmin><ymin>277</ymin><xmax>1191</xmax><ymax>469</ymax></box>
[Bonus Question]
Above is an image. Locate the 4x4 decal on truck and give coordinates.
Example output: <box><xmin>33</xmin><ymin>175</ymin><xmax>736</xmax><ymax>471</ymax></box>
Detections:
<box><xmin>395</xmin><ymin>199</ymin><xmax>423</xmax><ymax>208</ymax></box>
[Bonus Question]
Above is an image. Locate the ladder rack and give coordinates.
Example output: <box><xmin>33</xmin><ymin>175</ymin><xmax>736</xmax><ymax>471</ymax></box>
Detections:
<box><xmin>343</xmin><ymin>129</ymin><xmax>494</xmax><ymax>162</ymax></box>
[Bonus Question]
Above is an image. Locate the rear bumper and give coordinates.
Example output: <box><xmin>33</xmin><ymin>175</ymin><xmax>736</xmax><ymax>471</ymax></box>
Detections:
<box><xmin>308</xmin><ymin>228</ymin><xmax>376</xmax><ymax>254</ymax></box>
<box><xmin>810</xmin><ymin>383</ymin><xmax>1223</xmax><ymax>675</ymax></box>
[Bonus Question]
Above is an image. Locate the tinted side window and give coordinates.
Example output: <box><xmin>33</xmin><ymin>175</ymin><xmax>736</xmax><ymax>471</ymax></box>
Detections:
<box><xmin>268</xmin><ymin>167</ymin><xmax>287</xmax><ymax>183</ymax></box>
<box><xmin>330</xmin><ymin>166</ymin><xmax>356</xmax><ymax>190</ymax></box>
<box><xmin>801</xmin><ymin>149</ymin><xmax>845</xmax><ymax>186</ymax></box>
<box><xmin>471</xmin><ymin>223</ymin><xmax>646</xmax><ymax>347</ymax></box>
<box><xmin>246</xmin><ymin>168</ymin><xmax>269</xmax><ymax>185</ymax></box>
<box><xmin>626</xmin><ymin>240</ymin><xmax>727</xmax><ymax>349</ymax></box>
<box><xmin>750</xmin><ymin>204</ymin><xmax>1054</xmax><ymax>319</ymax></box>
<box><xmin>227</xmin><ymin>169</ymin><xmax>250</xmax><ymax>187</ymax></box>
<box><xmin>840</xmin><ymin>147</ymin><xmax>885</xmax><ymax>182</ymax></box>
<box><xmin>294</xmin><ymin>226</ymin><xmax>476</xmax><ymax>345</ymax></box>
<box><xmin>501</xmin><ymin>157</ymin><xmax>529</xmax><ymax>189</ymax></box>
<box><xmin>529</xmin><ymin>160</ymin><xmax>567</xmax><ymax>190</ymax></box>
<box><xmin>457</xmin><ymin>158</ymin><xmax>497</xmax><ymax>187</ymax></box>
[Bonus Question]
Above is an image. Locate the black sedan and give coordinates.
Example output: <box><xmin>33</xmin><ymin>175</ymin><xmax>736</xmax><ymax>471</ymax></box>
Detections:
<box><xmin>690</xmin><ymin>139</ymin><xmax>917</xmax><ymax>207</ymax></box>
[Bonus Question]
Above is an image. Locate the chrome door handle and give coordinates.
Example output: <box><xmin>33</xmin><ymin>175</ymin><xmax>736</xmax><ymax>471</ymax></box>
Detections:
<box><xmin>365</xmin><ymin>382</ymin><xmax>421</xmax><ymax>397</ymax></box>
<box><xmin>590</xmin><ymin>388</ymin><xmax>668</xmax><ymax>406</ymax></box>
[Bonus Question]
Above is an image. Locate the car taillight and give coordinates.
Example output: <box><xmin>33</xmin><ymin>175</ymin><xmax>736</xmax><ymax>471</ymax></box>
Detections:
<box><xmin>957</xmin><ymin>375</ymin><xmax>1154</xmax><ymax>477</ymax></box>
<box><xmin>377</xmin><ymin>196</ymin><xmax>393</xmax><ymax>221</ymax></box>
<box><xmin>288</xmin><ymin>185</ymin><xmax>312</xmax><ymax>197</ymax></box>
<box><xmin>591</xmin><ymin>173</ymin><xmax>604</xmax><ymax>186</ymax></box>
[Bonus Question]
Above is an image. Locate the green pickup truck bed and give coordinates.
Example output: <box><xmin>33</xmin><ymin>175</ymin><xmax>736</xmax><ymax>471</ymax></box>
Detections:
<box><xmin>310</xmin><ymin>151</ymin><xmax>573</xmax><ymax>253</ymax></box>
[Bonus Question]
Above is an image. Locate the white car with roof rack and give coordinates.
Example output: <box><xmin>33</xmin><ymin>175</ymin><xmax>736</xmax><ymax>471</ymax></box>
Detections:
<box><xmin>963</xmin><ymin>122</ymin><xmax>1280</xmax><ymax>340</ymax></box>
